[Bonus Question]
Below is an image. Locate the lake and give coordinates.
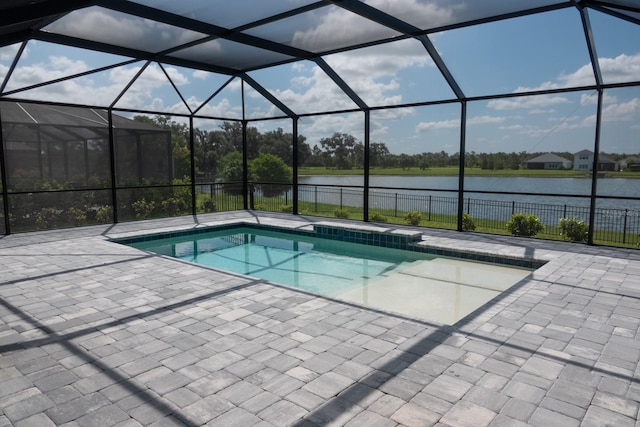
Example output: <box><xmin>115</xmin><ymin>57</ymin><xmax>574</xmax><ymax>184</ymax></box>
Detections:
<box><xmin>298</xmin><ymin>175</ymin><xmax>640</xmax><ymax>211</ymax></box>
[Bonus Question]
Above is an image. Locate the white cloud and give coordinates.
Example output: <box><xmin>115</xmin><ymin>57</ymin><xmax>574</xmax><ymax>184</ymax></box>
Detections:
<box><xmin>580</xmin><ymin>92</ymin><xmax>618</xmax><ymax>106</ymax></box>
<box><xmin>324</xmin><ymin>39</ymin><xmax>431</xmax><ymax>106</ymax></box>
<box><xmin>529</xmin><ymin>108</ymin><xmax>556</xmax><ymax>115</ymax></box>
<box><xmin>301</xmin><ymin>113</ymin><xmax>364</xmax><ymax>145</ymax></box>
<box><xmin>45</xmin><ymin>7</ymin><xmax>204</xmax><ymax>52</ymax></box>
<box><xmin>598</xmin><ymin>53</ymin><xmax>640</xmax><ymax>84</ymax></box>
<box><xmin>559</xmin><ymin>98</ymin><xmax>640</xmax><ymax>130</ymax></box>
<box><xmin>192</xmin><ymin>70</ymin><xmax>209</xmax><ymax>80</ymax></box>
<box><xmin>495</xmin><ymin>97</ymin><xmax>639</xmax><ymax>140</ymax></box>
<box><xmin>416</xmin><ymin>118</ymin><xmax>458</xmax><ymax>131</ymax></box>
<box><xmin>487</xmin><ymin>95</ymin><xmax>570</xmax><ymax>111</ymax></box>
<box><xmin>366</xmin><ymin>0</ymin><xmax>458</xmax><ymax>29</ymax></box>
<box><xmin>291</xmin><ymin>7</ymin><xmax>398</xmax><ymax>52</ymax></box>
<box><xmin>416</xmin><ymin>115</ymin><xmax>505</xmax><ymax>132</ymax></box>
<box><xmin>195</xmin><ymin>97</ymin><xmax>241</xmax><ymax>119</ymax></box>
<box><xmin>291</xmin><ymin>62</ymin><xmax>306</xmax><ymax>72</ymax></box>
<box><xmin>602</xmin><ymin>98</ymin><xmax>640</xmax><ymax>123</ymax></box>
<box><xmin>257</xmin><ymin>39</ymin><xmax>431</xmax><ymax>117</ymax></box>
<box><xmin>163</xmin><ymin>66</ymin><xmax>189</xmax><ymax>86</ymax></box>
<box><xmin>291</xmin><ymin>0</ymin><xmax>457</xmax><ymax>52</ymax></box>
<box><xmin>227</xmin><ymin>78</ymin><xmax>242</xmax><ymax>91</ymax></box>
<box><xmin>510</xmin><ymin>52</ymin><xmax>640</xmax><ymax>92</ymax></box>
<box><xmin>0</xmin><ymin>43</ymin><xmax>23</xmax><ymax>61</ymax></box>
<box><xmin>5</xmin><ymin>55</ymin><xmax>90</xmax><ymax>91</ymax></box>
<box><xmin>488</xmin><ymin>53</ymin><xmax>640</xmax><ymax>111</ymax></box>
<box><xmin>266</xmin><ymin>63</ymin><xmax>359</xmax><ymax>114</ymax></box>
<box><xmin>499</xmin><ymin>124</ymin><xmax>524</xmax><ymax>131</ymax></box>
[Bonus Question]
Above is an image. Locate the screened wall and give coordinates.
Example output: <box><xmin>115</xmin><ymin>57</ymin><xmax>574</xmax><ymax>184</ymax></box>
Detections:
<box><xmin>1</xmin><ymin>1</ymin><xmax>639</xmax><ymax>247</ymax></box>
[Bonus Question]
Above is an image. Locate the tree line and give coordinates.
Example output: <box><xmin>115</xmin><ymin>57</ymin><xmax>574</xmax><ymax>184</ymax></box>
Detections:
<box><xmin>137</xmin><ymin>116</ymin><xmax>636</xmax><ymax>181</ymax></box>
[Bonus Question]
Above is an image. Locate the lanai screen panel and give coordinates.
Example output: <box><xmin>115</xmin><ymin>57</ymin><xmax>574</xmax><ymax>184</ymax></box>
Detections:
<box><xmin>128</xmin><ymin>0</ymin><xmax>320</xmax><ymax>29</ymax></box>
<box><xmin>0</xmin><ymin>103</ymin><xmax>112</xmax><ymax>190</ymax></box>
<box><xmin>43</xmin><ymin>6</ymin><xmax>208</xmax><ymax>53</ymax></box>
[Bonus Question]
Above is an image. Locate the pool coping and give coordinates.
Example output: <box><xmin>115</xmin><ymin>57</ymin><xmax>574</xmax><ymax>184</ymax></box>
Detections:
<box><xmin>110</xmin><ymin>219</ymin><xmax>546</xmax><ymax>270</ymax></box>
<box><xmin>1</xmin><ymin>211</ymin><xmax>640</xmax><ymax>426</ymax></box>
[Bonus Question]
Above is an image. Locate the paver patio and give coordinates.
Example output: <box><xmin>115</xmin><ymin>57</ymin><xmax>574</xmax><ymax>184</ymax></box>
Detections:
<box><xmin>1</xmin><ymin>211</ymin><xmax>639</xmax><ymax>426</ymax></box>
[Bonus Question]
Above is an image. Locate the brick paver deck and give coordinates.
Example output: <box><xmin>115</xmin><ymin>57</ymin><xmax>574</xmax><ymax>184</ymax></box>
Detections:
<box><xmin>1</xmin><ymin>212</ymin><xmax>639</xmax><ymax>426</ymax></box>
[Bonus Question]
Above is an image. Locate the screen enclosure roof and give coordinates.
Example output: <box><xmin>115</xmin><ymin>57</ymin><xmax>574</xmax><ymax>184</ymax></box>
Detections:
<box><xmin>1</xmin><ymin>0</ymin><xmax>640</xmax><ymax>116</ymax></box>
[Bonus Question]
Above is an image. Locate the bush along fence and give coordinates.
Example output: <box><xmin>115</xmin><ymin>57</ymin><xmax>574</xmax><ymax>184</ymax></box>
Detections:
<box><xmin>226</xmin><ymin>183</ymin><xmax>640</xmax><ymax>248</ymax></box>
<box><xmin>7</xmin><ymin>180</ymin><xmax>635</xmax><ymax>248</ymax></box>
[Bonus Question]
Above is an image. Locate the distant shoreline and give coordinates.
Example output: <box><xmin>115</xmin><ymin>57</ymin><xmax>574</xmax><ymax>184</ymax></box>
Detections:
<box><xmin>297</xmin><ymin>167</ymin><xmax>640</xmax><ymax>179</ymax></box>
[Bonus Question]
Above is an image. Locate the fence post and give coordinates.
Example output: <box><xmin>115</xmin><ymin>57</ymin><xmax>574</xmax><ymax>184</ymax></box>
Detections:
<box><xmin>314</xmin><ymin>186</ymin><xmax>318</xmax><ymax>212</ymax></box>
<box><xmin>340</xmin><ymin>188</ymin><xmax>343</xmax><ymax>210</ymax></box>
<box><xmin>395</xmin><ymin>193</ymin><xmax>398</xmax><ymax>217</ymax></box>
<box><xmin>285</xmin><ymin>191</ymin><xmax>288</xmax><ymax>205</ymax></box>
<box><xmin>428</xmin><ymin>195</ymin><xmax>432</xmax><ymax>222</ymax></box>
<box><xmin>466</xmin><ymin>197</ymin><xmax>470</xmax><ymax>214</ymax></box>
<box><xmin>511</xmin><ymin>200</ymin><xmax>515</xmax><ymax>215</ymax></box>
<box><xmin>623</xmin><ymin>209</ymin><xmax>628</xmax><ymax>244</ymax></box>
<box><xmin>563</xmin><ymin>204</ymin><xmax>567</xmax><ymax>218</ymax></box>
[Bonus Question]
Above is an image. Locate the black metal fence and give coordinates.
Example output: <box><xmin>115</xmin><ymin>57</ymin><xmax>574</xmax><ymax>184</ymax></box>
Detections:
<box><xmin>212</xmin><ymin>182</ymin><xmax>639</xmax><ymax>247</ymax></box>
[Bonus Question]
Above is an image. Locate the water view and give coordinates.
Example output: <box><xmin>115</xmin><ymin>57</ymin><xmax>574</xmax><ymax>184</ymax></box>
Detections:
<box><xmin>299</xmin><ymin>175</ymin><xmax>640</xmax><ymax>210</ymax></box>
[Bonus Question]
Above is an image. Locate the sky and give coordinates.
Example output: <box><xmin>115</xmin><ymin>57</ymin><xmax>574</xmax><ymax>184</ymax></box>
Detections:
<box><xmin>0</xmin><ymin>2</ymin><xmax>639</xmax><ymax>156</ymax></box>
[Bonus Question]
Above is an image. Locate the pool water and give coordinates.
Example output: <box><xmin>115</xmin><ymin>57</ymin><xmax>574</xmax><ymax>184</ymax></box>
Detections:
<box><xmin>128</xmin><ymin>227</ymin><xmax>533</xmax><ymax>325</ymax></box>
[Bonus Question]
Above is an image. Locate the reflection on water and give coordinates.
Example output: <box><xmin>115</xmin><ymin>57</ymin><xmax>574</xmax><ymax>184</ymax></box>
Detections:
<box><xmin>298</xmin><ymin>175</ymin><xmax>640</xmax><ymax>210</ymax></box>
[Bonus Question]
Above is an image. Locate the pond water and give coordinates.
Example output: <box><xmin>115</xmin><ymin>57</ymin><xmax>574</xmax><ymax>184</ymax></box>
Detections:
<box><xmin>298</xmin><ymin>175</ymin><xmax>640</xmax><ymax>211</ymax></box>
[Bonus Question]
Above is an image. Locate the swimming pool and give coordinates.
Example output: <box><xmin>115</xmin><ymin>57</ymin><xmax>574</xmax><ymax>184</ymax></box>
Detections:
<box><xmin>122</xmin><ymin>225</ymin><xmax>534</xmax><ymax>325</ymax></box>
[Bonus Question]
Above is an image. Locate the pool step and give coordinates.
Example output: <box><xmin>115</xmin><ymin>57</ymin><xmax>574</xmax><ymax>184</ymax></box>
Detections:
<box><xmin>395</xmin><ymin>258</ymin><xmax>531</xmax><ymax>292</ymax></box>
<box><xmin>334</xmin><ymin>258</ymin><xmax>532</xmax><ymax>324</ymax></box>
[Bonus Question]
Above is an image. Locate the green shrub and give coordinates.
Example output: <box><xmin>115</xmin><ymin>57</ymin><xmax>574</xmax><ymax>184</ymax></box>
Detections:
<box><xmin>280</xmin><ymin>205</ymin><xmax>294</xmax><ymax>213</ymax></box>
<box><xmin>334</xmin><ymin>209</ymin><xmax>350</xmax><ymax>219</ymax></box>
<box><xmin>132</xmin><ymin>198</ymin><xmax>156</xmax><ymax>219</ymax></box>
<box><xmin>558</xmin><ymin>217</ymin><xmax>588</xmax><ymax>242</ymax></box>
<box><xmin>404</xmin><ymin>211</ymin><xmax>422</xmax><ymax>226</ymax></box>
<box><xmin>369</xmin><ymin>212</ymin><xmax>388</xmax><ymax>222</ymax></box>
<box><xmin>201</xmin><ymin>198</ymin><xmax>216</xmax><ymax>213</ymax></box>
<box><xmin>461</xmin><ymin>213</ymin><xmax>476</xmax><ymax>231</ymax></box>
<box><xmin>67</xmin><ymin>207</ymin><xmax>86</xmax><ymax>226</ymax></box>
<box><xmin>36</xmin><ymin>208</ymin><xmax>63</xmax><ymax>229</ymax></box>
<box><xmin>507</xmin><ymin>213</ymin><xmax>544</xmax><ymax>237</ymax></box>
<box><xmin>96</xmin><ymin>206</ymin><xmax>113</xmax><ymax>223</ymax></box>
<box><xmin>161</xmin><ymin>197</ymin><xmax>188</xmax><ymax>216</ymax></box>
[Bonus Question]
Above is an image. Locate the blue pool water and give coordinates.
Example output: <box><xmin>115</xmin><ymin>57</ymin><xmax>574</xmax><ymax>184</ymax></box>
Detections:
<box><xmin>125</xmin><ymin>226</ymin><xmax>534</xmax><ymax>324</ymax></box>
<box><xmin>128</xmin><ymin>227</ymin><xmax>436</xmax><ymax>297</ymax></box>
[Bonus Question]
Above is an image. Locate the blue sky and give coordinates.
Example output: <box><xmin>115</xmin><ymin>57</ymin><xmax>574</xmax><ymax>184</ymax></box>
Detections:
<box><xmin>0</xmin><ymin>4</ymin><xmax>638</xmax><ymax>156</ymax></box>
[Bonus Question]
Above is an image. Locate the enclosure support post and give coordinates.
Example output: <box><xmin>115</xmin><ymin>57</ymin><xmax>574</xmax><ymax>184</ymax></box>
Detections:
<box><xmin>241</xmin><ymin>79</ymin><xmax>249</xmax><ymax>211</ymax></box>
<box><xmin>395</xmin><ymin>193</ymin><xmax>398</xmax><ymax>218</ymax></box>
<box><xmin>241</xmin><ymin>120</ymin><xmax>249</xmax><ymax>210</ymax></box>
<box><xmin>0</xmin><ymin>108</ymin><xmax>11</xmax><ymax>234</ymax></box>
<box><xmin>189</xmin><ymin>116</ymin><xmax>196</xmax><ymax>216</ymax></box>
<box><xmin>37</xmin><ymin>129</ymin><xmax>44</xmax><ymax>181</ymax></box>
<box><xmin>83</xmin><ymin>140</ymin><xmax>90</xmax><ymax>184</ymax></box>
<box><xmin>107</xmin><ymin>110</ymin><xmax>119</xmax><ymax>224</ymax></box>
<box><xmin>364</xmin><ymin>110</ymin><xmax>370</xmax><ymax>222</ymax></box>
<box><xmin>292</xmin><ymin>117</ymin><xmax>299</xmax><ymax>214</ymax></box>
<box><xmin>456</xmin><ymin>101</ymin><xmax>467</xmax><ymax>232</ymax></box>
<box><xmin>588</xmin><ymin>89</ymin><xmax>603</xmax><ymax>245</ymax></box>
